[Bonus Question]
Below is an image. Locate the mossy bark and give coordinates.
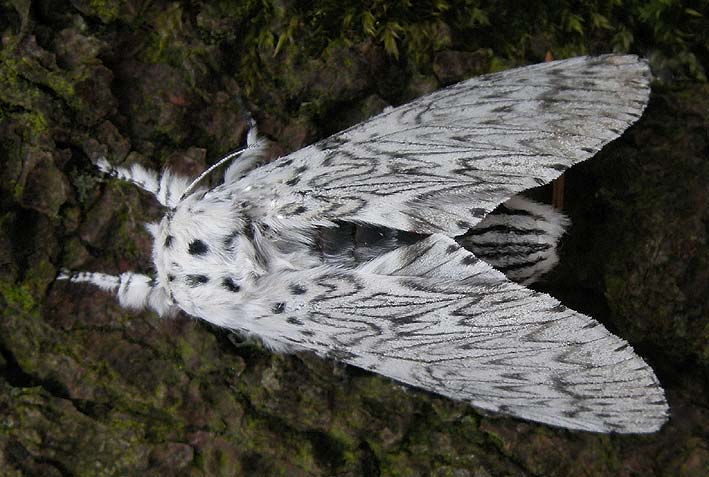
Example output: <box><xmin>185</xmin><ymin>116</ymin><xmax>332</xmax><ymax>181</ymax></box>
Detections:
<box><xmin>1</xmin><ymin>1</ymin><xmax>707</xmax><ymax>475</ymax></box>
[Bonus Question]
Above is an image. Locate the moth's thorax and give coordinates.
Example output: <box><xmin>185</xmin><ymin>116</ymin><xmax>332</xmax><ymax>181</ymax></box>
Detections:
<box><xmin>150</xmin><ymin>189</ymin><xmax>261</xmax><ymax>324</ymax></box>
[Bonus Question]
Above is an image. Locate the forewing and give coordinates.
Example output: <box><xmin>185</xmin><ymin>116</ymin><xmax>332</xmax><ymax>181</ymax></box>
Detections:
<box><xmin>245</xmin><ymin>235</ymin><xmax>667</xmax><ymax>433</ymax></box>
<box><xmin>241</xmin><ymin>54</ymin><xmax>650</xmax><ymax>235</ymax></box>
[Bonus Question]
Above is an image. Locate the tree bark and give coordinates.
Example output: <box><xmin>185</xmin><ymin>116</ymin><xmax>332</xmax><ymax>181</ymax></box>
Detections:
<box><xmin>1</xmin><ymin>1</ymin><xmax>707</xmax><ymax>475</ymax></box>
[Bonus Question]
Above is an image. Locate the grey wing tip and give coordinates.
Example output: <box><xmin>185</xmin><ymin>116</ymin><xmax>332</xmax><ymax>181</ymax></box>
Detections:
<box><xmin>605</xmin><ymin>341</ymin><xmax>670</xmax><ymax>434</ymax></box>
<box><xmin>612</xmin><ymin>363</ymin><xmax>670</xmax><ymax>434</ymax></box>
<box><xmin>578</xmin><ymin>53</ymin><xmax>652</xmax><ymax>82</ymax></box>
<box><xmin>622</xmin><ymin>404</ymin><xmax>670</xmax><ymax>434</ymax></box>
<box><xmin>604</xmin><ymin>53</ymin><xmax>653</xmax><ymax>83</ymax></box>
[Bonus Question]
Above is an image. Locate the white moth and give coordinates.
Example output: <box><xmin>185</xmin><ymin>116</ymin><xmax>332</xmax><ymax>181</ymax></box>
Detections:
<box><xmin>60</xmin><ymin>55</ymin><xmax>668</xmax><ymax>433</ymax></box>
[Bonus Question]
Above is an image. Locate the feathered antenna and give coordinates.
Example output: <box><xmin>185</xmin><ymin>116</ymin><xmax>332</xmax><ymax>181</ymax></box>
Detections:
<box><xmin>179</xmin><ymin>121</ymin><xmax>268</xmax><ymax>200</ymax></box>
<box><xmin>59</xmin><ymin>121</ymin><xmax>268</xmax><ymax>307</ymax></box>
<box><xmin>94</xmin><ymin>122</ymin><xmax>266</xmax><ymax>208</ymax></box>
<box><xmin>178</xmin><ymin>146</ymin><xmax>248</xmax><ymax>201</ymax></box>
<box><xmin>94</xmin><ymin>158</ymin><xmax>192</xmax><ymax>208</ymax></box>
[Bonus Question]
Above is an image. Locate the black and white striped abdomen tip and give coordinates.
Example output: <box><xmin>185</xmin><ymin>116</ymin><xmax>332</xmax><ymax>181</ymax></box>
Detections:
<box><xmin>459</xmin><ymin>196</ymin><xmax>570</xmax><ymax>285</ymax></box>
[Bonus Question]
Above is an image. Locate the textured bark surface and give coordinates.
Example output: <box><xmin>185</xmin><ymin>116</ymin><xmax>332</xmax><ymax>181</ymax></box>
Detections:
<box><xmin>1</xmin><ymin>1</ymin><xmax>707</xmax><ymax>476</ymax></box>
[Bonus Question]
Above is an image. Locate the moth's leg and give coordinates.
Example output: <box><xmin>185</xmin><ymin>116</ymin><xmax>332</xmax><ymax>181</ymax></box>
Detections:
<box><xmin>57</xmin><ymin>270</ymin><xmax>176</xmax><ymax>316</ymax></box>
<box><xmin>225</xmin><ymin>332</ymin><xmax>296</xmax><ymax>353</ymax></box>
<box><xmin>224</xmin><ymin>120</ymin><xmax>272</xmax><ymax>184</ymax></box>
<box><xmin>95</xmin><ymin>158</ymin><xmax>191</xmax><ymax>208</ymax></box>
<box><xmin>459</xmin><ymin>196</ymin><xmax>570</xmax><ymax>285</ymax></box>
<box><xmin>552</xmin><ymin>176</ymin><xmax>565</xmax><ymax>210</ymax></box>
<box><xmin>57</xmin><ymin>270</ymin><xmax>120</xmax><ymax>292</ymax></box>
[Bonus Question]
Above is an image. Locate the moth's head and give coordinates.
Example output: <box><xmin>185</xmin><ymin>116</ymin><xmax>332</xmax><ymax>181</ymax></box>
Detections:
<box><xmin>61</xmin><ymin>157</ymin><xmax>262</xmax><ymax>323</ymax></box>
<box><xmin>143</xmin><ymin>190</ymin><xmax>263</xmax><ymax>323</ymax></box>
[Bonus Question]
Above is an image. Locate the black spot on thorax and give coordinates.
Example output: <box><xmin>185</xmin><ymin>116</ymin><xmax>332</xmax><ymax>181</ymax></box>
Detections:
<box><xmin>188</xmin><ymin>239</ymin><xmax>209</xmax><ymax>256</ymax></box>
<box><xmin>186</xmin><ymin>274</ymin><xmax>209</xmax><ymax>286</ymax></box>
<box><xmin>222</xmin><ymin>277</ymin><xmax>240</xmax><ymax>292</ymax></box>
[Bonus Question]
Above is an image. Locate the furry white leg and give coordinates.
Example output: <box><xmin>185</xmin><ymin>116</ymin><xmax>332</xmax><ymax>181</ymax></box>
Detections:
<box><xmin>224</xmin><ymin>122</ymin><xmax>272</xmax><ymax>184</ymax></box>
<box><xmin>95</xmin><ymin>158</ymin><xmax>191</xmax><ymax>208</ymax></box>
<box><xmin>57</xmin><ymin>270</ymin><xmax>120</xmax><ymax>291</ymax></box>
<box><xmin>57</xmin><ymin>270</ymin><xmax>176</xmax><ymax>316</ymax></box>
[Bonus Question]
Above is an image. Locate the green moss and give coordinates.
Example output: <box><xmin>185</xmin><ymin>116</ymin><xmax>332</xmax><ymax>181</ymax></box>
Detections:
<box><xmin>216</xmin><ymin>447</ymin><xmax>241</xmax><ymax>475</ymax></box>
<box><xmin>379</xmin><ymin>451</ymin><xmax>420</xmax><ymax>477</ymax></box>
<box><xmin>21</xmin><ymin>110</ymin><xmax>48</xmax><ymax>134</ymax></box>
<box><xmin>0</xmin><ymin>281</ymin><xmax>36</xmax><ymax>315</ymax></box>
<box><xmin>450</xmin><ymin>414</ymin><xmax>483</xmax><ymax>445</ymax></box>
<box><xmin>88</xmin><ymin>0</ymin><xmax>119</xmax><ymax>23</ymax></box>
<box><xmin>292</xmin><ymin>439</ymin><xmax>319</xmax><ymax>474</ymax></box>
<box><xmin>0</xmin><ymin>56</ymin><xmax>50</xmax><ymax>133</ymax></box>
<box><xmin>16</xmin><ymin>55</ymin><xmax>84</xmax><ymax>112</ymax></box>
<box><xmin>175</xmin><ymin>335</ymin><xmax>200</xmax><ymax>368</ymax></box>
<box><xmin>141</xmin><ymin>2</ymin><xmax>213</xmax><ymax>89</ymax></box>
<box><xmin>0</xmin><ymin>55</ymin><xmax>20</xmax><ymax>87</ymax></box>
<box><xmin>70</xmin><ymin>171</ymin><xmax>100</xmax><ymax>205</ymax></box>
<box><xmin>325</xmin><ymin>425</ymin><xmax>358</xmax><ymax>454</ymax></box>
<box><xmin>480</xmin><ymin>426</ymin><xmax>508</xmax><ymax>456</ymax></box>
<box><xmin>111</xmin><ymin>205</ymin><xmax>143</xmax><ymax>260</ymax></box>
<box><xmin>142</xmin><ymin>3</ymin><xmax>187</xmax><ymax>65</ymax></box>
<box><xmin>44</xmin><ymin>71</ymin><xmax>80</xmax><ymax>109</ymax></box>
<box><xmin>232</xmin><ymin>0</ymin><xmax>706</xmax><ymax>103</ymax></box>
<box><xmin>21</xmin><ymin>260</ymin><xmax>56</xmax><ymax>297</ymax></box>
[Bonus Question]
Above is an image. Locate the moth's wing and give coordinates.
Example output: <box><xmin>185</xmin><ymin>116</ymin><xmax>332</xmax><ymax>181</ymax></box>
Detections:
<box><xmin>243</xmin><ymin>235</ymin><xmax>667</xmax><ymax>433</ymax></box>
<box><xmin>240</xmin><ymin>54</ymin><xmax>650</xmax><ymax>235</ymax></box>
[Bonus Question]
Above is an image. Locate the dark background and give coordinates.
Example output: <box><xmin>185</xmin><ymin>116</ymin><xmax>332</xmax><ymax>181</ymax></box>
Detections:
<box><xmin>0</xmin><ymin>1</ymin><xmax>707</xmax><ymax>475</ymax></box>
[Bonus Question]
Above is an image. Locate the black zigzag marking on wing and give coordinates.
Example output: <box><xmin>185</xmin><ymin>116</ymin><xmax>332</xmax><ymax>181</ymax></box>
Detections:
<box><xmin>241</xmin><ymin>55</ymin><xmax>650</xmax><ymax>236</ymax></box>
<box><xmin>246</xmin><ymin>234</ymin><xmax>666</xmax><ymax>433</ymax></box>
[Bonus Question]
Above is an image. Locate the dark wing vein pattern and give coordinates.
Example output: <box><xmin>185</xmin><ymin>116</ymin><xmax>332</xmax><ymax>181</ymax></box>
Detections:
<box><xmin>230</xmin><ymin>55</ymin><xmax>666</xmax><ymax>433</ymax></box>
<box><xmin>243</xmin><ymin>55</ymin><xmax>650</xmax><ymax>235</ymax></box>
<box><xmin>249</xmin><ymin>235</ymin><xmax>667</xmax><ymax>433</ymax></box>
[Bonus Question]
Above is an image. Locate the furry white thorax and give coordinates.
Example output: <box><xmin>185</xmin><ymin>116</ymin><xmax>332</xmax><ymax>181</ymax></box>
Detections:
<box><xmin>146</xmin><ymin>183</ymin><xmax>320</xmax><ymax>331</ymax></box>
<box><xmin>73</xmin><ymin>133</ymin><xmax>323</xmax><ymax>335</ymax></box>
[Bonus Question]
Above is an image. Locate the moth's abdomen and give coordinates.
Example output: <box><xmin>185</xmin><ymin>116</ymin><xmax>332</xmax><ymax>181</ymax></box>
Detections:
<box><xmin>459</xmin><ymin>196</ymin><xmax>569</xmax><ymax>284</ymax></box>
<box><xmin>312</xmin><ymin>198</ymin><xmax>568</xmax><ymax>284</ymax></box>
<box><xmin>315</xmin><ymin>222</ymin><xmax>423</xmax><ymax>268</ymax></box>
